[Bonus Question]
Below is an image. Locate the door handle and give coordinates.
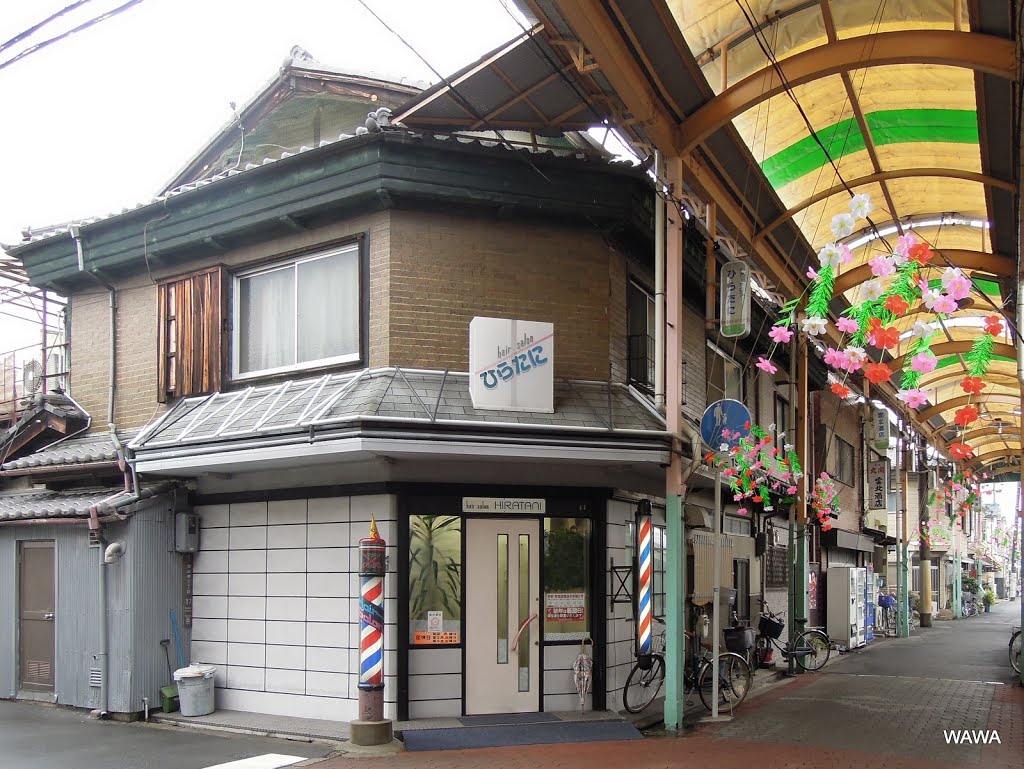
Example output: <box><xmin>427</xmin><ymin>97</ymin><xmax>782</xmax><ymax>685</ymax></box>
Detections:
<box><xmin>43</xmin><ymin>613</ymin><xmax>54</xmax><ymax>620</ymax></box>
<box><xmin>511</xmin><ymin>613</ymin><xmax>538</xmax><ymax>651</ymax></box>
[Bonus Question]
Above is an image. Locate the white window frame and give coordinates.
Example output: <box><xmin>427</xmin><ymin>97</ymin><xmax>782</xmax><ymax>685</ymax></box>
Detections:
<box><xmin>706</xmin><ymin>340</ymin><xmax>743</xmax><ymax>403</ymax></box>
<box><xmin>231</xmin><ymin>243</ymin><xmax>360</xmax><ymax>380</ymax></box>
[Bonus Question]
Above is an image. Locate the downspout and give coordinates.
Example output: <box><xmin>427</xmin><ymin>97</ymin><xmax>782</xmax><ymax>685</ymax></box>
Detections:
<box><xmin>654</xmin><ymin>151</ymin><xmax>666</xmax><ymax>409</ymax></box>
<box><xmin>70</xmin><ymin>225</ymin><xmax>116</xmax><ymax>425</ymax></box>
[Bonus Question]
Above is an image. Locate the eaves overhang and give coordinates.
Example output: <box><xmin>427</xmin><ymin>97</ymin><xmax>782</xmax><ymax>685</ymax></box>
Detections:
<box><xmin>10</xmin><ymin>131</ymin><xmax>653</xmax><ymax>292</ymax></box>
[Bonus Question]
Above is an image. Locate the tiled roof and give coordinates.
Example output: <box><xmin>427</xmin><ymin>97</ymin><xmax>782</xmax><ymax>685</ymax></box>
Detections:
<box><xmin>0</xmin><ymin>482</ymin><xmax>172</xmax><ymax>522</ymax></box>
<box><xmin>2</xmin><ymin>431</ymin><xmax>135</xmax><ymax>471</ymax></box>
<box><xmin>131</xmin><ymin>368</ymin><xmax>667</xmax><ymax>451</ymax></box>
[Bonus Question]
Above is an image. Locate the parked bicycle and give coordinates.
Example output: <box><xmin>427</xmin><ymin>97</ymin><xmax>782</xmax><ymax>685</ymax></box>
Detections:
<box><xmin>877</xmin><ymin>593</ymin><xmax>897</xmax><ymax>636</ymax></box>
<box><xmin>1010</xmin><ymin>626</ymin><xmax>1020</xmax><ymax>675</ymax></box>
<box><xmin>622</xmin><ymin>615</ymin><xmax>752</xmax><ymax>714</ymax></box>
<box><xmin>753</xmin><ymin>599</ymin><xmax>830</xmax><ymax>672</ymax></box>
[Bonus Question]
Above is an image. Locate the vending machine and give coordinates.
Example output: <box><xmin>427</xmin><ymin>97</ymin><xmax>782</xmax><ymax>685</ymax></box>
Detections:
<box><xmin>826</xmin><ymin>566</ymin><xmax>867</xmax><ymax>649</ymax></box>
<box><xmin>863</xmin><ymin>569</ymin><xmax>875</xmax><ymax>642</ymax></box>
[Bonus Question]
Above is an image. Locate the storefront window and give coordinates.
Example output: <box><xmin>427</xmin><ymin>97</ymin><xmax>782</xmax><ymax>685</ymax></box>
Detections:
<box><xmin>409</xmin><ymin>515</ymin><xmax>462</xmax><ymax>645</ymax></box>
<box><xmin>543</xmin><ymin>518</ymin><xmax>590</xmax><ymax>641</ymax></box>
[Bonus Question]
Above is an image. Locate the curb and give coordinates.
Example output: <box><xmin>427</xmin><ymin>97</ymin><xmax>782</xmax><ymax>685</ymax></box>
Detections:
<box><xmin>145</xmin><ymin>714</ymin><xmax>349</xmax><ymax>748</ymax></box>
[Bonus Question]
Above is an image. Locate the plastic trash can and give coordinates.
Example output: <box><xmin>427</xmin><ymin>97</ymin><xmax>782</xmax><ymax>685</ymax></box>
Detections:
<box><xmin>172</xmin><ymin>665</ymin><xmax>216</xmax><ymax>716</ymax></box>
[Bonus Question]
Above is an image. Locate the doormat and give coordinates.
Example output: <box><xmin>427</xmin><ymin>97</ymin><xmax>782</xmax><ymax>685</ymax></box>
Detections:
<box><xmin>401</xmin><ymin>719</ymin><xmax>643</xmax><ymax>751</ymax></box>
<box><xmin>458</xmin><ymin>712</ymin><xmax>559</xmax><ymax>727</ymax></box>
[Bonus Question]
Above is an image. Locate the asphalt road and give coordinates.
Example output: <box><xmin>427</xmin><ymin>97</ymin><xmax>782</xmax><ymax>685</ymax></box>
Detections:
<box><xmin>0</xmin><ymin>700</ymin><xmax>332</xmax><ymax>769</ymax></box>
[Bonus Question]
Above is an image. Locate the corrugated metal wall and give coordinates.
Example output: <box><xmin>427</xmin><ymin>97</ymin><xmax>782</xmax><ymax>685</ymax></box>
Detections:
<box><xmin>0</xmin><ymin>493</ymin><xmax>184</xmax><ymax>713</ymax></box>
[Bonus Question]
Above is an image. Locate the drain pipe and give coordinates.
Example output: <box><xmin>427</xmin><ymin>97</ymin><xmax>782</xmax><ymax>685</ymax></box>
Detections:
<box><xmin>1017</xmin><ymin>270</ymin><xmax>1023</xmax><ymax>687</ymax></box>
<box><xmin>70</xmin><ymin>225</ymin><xmax>116</xmax><ymax>425</ymax></box>
<box><xmin>654</xmin><ymin>152</ymin><xmax>666</xmax><ymax>409</ymax></box>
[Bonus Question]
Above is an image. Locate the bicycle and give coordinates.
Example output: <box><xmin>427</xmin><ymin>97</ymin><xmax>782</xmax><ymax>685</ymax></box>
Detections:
<box><xmin>622</xmin><ymin>615</ymin><xmax>752</xmax><ymax>714</ymax></box>
<box><xmin>877</xmin><ymin>593</ymin><xmax>897</xmax><ymax>636</ymax></box>
<box><xmin>753</xmin><ymin>600</ymin><xmax>831</xmax><ymax>672</ymax></box>
<box><xmin>1010</xmin><ymin>626</ymin><xmax>1020</xmax><ymax>675</ymax></box>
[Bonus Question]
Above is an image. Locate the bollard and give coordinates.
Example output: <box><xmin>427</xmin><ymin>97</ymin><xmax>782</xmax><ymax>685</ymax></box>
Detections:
<box><xmin>350</xmin><ymin>517</ymin><xmax>393</xmax><ymax>746</ymax></box>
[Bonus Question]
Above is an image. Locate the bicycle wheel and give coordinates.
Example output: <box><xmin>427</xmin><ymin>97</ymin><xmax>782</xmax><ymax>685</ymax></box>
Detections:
<box><xmin>794</xmin><ymin>630</ymin><xmax>830</xmax><ymax>671</ymax></box>
<box><xmin>1010</xmin><ymin>631</ymin><xmax>1021</xmax><ymax>675</ymax></box>
<box><xmin>622</xmin><ymin>655</ymin><xmax>665</xmax><ymax>713</ymax></box>
<box><xmin>697</xmin><ymin>653</ymin><xmax>752</xmax><ymax>711</ymax></box>
<box><xmin>753</xmin><ymin>635</ymin><xmax>771</xmax><ymax>669</ymax></box>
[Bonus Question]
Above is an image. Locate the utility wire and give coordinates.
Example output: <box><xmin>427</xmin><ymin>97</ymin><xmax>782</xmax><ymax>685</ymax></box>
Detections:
<box><xmin>0</xmin><ymin>0</ymin><xmax>96</xmax><ymax>56</ymax></box>
<box><xmin>0</xmin><ymin>0</ymin><xmax>146</xmax><ymax>73</ymax></box>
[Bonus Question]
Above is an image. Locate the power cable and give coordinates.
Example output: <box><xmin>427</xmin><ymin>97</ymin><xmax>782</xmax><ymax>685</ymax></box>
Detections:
<box><xmin>0</xmin><ymin>0</ymin><xmax>96</xmax><ymax>56</ymax></box>
<box><xmin>0</xmin><ymin>0</ymin><xmax>146</xmax><ymax>73</ymax></box>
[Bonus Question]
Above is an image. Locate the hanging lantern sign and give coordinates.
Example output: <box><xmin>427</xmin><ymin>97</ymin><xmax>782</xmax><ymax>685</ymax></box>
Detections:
<box><xmin>719</xmin><ymin>260</ymin><xmax>751</xmax><ymax>339</ymax></box>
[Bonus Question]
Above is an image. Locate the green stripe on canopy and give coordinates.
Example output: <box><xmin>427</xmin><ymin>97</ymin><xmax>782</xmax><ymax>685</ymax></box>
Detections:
<box><xmin>761</xmin><ymin>109</ymin><xmax>978</xmax><ymax>188</ymax></box>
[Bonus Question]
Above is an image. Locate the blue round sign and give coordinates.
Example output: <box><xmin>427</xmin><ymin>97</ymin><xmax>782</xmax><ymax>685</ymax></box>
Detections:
<box><xmin>700</xmin><ymin>399</ymin><xmax>752</xmax><ymax>451</ymax></box>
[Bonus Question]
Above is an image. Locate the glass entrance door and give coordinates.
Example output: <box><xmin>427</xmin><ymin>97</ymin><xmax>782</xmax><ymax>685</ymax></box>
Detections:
<box><xmin>465</xmin><ymin>518</ymin><xmax>540</xmax><ymax>714</ymax></box>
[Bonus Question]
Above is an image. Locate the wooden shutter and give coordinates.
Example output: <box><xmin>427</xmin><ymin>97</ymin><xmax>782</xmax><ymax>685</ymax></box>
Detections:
<box><xmin>157</xmin><ymin>267</ymin><xmax>224</xmax><ymax>402</ymax></box>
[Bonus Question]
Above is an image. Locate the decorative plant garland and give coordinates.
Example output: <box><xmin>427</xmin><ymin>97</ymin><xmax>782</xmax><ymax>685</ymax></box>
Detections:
<box><xmin>707</xmin><ymin>191</ymin><xmax>1003</xmax><ymax>527</ymax></box>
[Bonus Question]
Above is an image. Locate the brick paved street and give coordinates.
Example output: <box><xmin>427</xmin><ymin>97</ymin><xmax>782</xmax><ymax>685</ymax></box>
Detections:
<box><xmin>315</xmin><ymin>600</ymin><xmax>1023</xmax><ymax>768</ymax></box>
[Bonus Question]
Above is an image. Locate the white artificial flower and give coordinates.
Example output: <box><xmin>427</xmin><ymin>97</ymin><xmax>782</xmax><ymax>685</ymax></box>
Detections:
<box><xmin>921</xmin><ymin>288</ymin><xmax>940</xmax><ymax>309</ymax></box>
<box><xmin>817</xmin><ymin>242</ymin><xmax>843</xmax><ymax>271</ymax></box>
<box><xmin>784</xmin><ymin>443</ymin><xmax>794</xmax><ymax>453</ymax></box>
<box><xmin>719</xmin><ymin>443</ymin><xmax>729</xmax><ymax>452</ymax></box>
<box><xmin>911</xmin><ymin>320</ymin><xmax>935</xmax><ymax>338</ymax></box>
<box><xmin>892</xmin><ymin>249</ymin><xmax>909</xmax><ymax>267</ymax></box>
<box><xmin>862</xmin><ymin>279</ymin><xmax>884</xmax><ymax>302</ymax></box>
<box><xmin>830</xmin><ymin>212</ymin><xmax>855</xmax><ymax>238</ymax></box>
<box><xmin>845</xmin><ymin>346</ymin><xmax>867</xmax><ymax>367</ymax></box>
<box><xmin>941</xmin><ymin>266</ymin><xmax>961</xmax><ymax>287</ymax></box>
<box><xmin>768</xmin><ymin>423</ymin><xmax>776</xmax><ymax>433</ymax></box>
<box><xmin>802</xmin><ymin>316</ymin><xmax>828</xmax><ymax>336</ymax></box>
<box><xmin>849</xmin><ymin>193</ymin><xmax>872</xmax><ymax>219</ymax></box>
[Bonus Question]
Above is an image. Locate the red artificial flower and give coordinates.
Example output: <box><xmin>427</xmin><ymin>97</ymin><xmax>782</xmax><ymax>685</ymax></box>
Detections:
<box><xmin>960</xmin><ymin>376</ymin><xmax>985</xmax><ymax>395</ymax></box>
<box><xmin>744</xmin><ymin>420</ymin><xmax>751</xmax><ymax>430</ymax></box>
<box><xmin>984</xmin><ymin>315</ymin><xmax>1003</xmax><ymax>336</ymax></box>
<box><xmin>954</xmin><ymin>404</ymin><xmax>979</xmax><ymax>427</ymax></box>
<box><xmin>831</xmin><ymin>382</ymin><xmax>851</xmax><ymax>398</ymax></box>
<box><xmin>884</xmin><ymin>295</ymin><xmax>909</xmax><ymax>316</ymax></box>
<box><xmin>908</xmin><ymin>242</ymin><xmax>933</xmax><ymax>265</ymax></box>
<box><xmin>869</xmin><ymin>325</ymin><xmax>900</xmax><ymax>350</ymax></box>
<box><xmin>864</xmin><ymin>362</ymin><xmax>893</xmax><ymax>384</ymax></box>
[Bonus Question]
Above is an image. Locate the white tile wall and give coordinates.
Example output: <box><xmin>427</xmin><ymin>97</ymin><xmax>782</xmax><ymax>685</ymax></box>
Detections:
<box><xmin>189</xmin><ymin>494</ymin><xmax>396</xmax><ymax>717</ymax></box>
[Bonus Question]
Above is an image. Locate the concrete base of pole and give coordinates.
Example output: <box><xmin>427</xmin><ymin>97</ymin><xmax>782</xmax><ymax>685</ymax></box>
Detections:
<box><xmin>698</xmin><ymin>714</ymin><xmax>733</xmax><ymax>723</ymax></box>
<box><xmin>350</xmin><ymin>719</ymin><xmax>394</xmax><ymax>746</ymax></box>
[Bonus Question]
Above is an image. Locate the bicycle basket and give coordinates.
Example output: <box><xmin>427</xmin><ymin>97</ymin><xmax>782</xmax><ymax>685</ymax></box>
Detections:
<box><xmin>758</xmin><ymin>614</ymin><xmax>785</xmax><ymax>639</ymax></box>
<box><xmin>724</xmin><ymin>627</ymin><xmax>756</xmax><ymax>652</ymax></box>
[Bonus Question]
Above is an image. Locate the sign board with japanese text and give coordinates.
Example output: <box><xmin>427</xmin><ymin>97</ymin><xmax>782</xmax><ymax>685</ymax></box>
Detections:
<box><xmin>469</xmin><ymin>317</ymin><xmax>554</xmax><ymax>412</ymax></box>
<box><xmin>545</xmin><ymin>592</ymin><xmax>586</xmax><ymax>622</ymax></box>
<box><xmin>720</xmin><ymin>260</ymin><xmax>751</xmax><ymax>338</ymax></box>
<box><xmin>868</xmin><ymin>459</ymin><xmax>889</xmax><ymax>511</ymax></box>
<box><xmin>870</xmin><ymin>408</ymin><xmax>891</xmax><ymax>451</ymax></box>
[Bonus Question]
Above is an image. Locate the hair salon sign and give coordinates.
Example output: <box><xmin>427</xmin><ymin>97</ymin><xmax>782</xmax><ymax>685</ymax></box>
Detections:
<box><xmin>469</xmin><ymin>317</ymin><xmax>553</xmax><ymax>412</ymax></box>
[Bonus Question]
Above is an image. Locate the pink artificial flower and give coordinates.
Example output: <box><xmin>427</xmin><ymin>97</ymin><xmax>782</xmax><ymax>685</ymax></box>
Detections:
<box><xmin>737</xmin><ymin>508</ymin><xmax>748</xmax><ymax>517</ymax></box>
<box><xmin>787</xmin><ymin>486</ymin><xmax>798</xmax><ymax>495</ymax></box>
<box><xmin>756</xmin><ymin>356</ymin><xmax>777</xmax><ymax>375</ymax></box>
<box><xmin>842</xmin><ymin>346</ymin><xmax>867</xmax><ymax>372</ymax></box>
<box><xmin>895</xmin><ymin>233</ymin><xmax>917</xmax><ymax>257</ymax></box>
<box><xmin>910</xmin><ymin>353</ymin><xmax>937</xmax><ymax>374</ymax></box>
<box><xmin>807</xmin><ymin>266</ymin><xmax>818</xmax><ymax>280</ymax></box>
<box><xmin>836</xmin><ymin>317</ymin><xmax>859</xmax><ymax>334</ymax></box>
<box><xmin>897</xmin><ymin>388</ymin><xmax>929</xmax><ymax>409</ymax></box>
<box><xmin>933</xmin><ymin>293</ymin><xmax>958</xmax><ymax>314</ymax></box>
<box><xmin>945</xmin><ymin>274</ymin><xmax>972</xmax><ymax>301</ymax></box>
<box><xmin>838</xmin><ymin>242</ymin><xmax>853</xmax><ymax>264</ymax></box>
<box><xmin>823</xmin><ymin>347</ymin><xmax>845</xmax><ymax>368</ymax></box>
<box><xmin>769</xmin><ymin>325</ymin><xmax>793</xmax><ymax>344</ymax></box>
<box><xmin>869</xmin><ymin>254</ymin><xmax>896</xmax><ymax>278</ymax></box>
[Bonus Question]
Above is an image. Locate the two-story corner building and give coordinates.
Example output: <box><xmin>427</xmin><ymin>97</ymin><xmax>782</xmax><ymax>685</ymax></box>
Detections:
<box><xmin>2</xmin><ymin>37</ymin><xmax>790</xmax><ymax>724</ymax></box>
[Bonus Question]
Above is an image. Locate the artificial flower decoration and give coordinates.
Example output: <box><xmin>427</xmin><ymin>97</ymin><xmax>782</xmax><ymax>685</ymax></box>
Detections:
<box><xmin>921</xmin><ymin>288</ymin><xmax>941</xmax><ymax>310</ymax></box>
<box><xmin>818</xmin><ymin>243</ymin><xmax>844</xmax><ymax>271</ymax></box>
<box><xmin>823</xmin><ymin>347</ymin><xmax>845</xmax><ymax>368</ymax></box>
<box><xmin>849</xmin><ymin>193</ymin><xmax>872</xmax><ymax>219</ymax></box>
<box><xmin>830</xmin><ymin>212</ymin><xmax>855</xmax><ymax>238</ymax></box>
<box><xmin>806</xmin><ymin>266</ymin><xmax>818</xmax><ymax>280</ymax></box>
<box><xmin>984</xmin><ymin>315</ymin><xmax>1004</xmax><ymax>335</ymax></box>
<box><xmin>836</xmin><ymin>316</ymin><xmax>859</xmax><ymax>334</ymax></box>
<box><xmin>768</xmin><ymin>324</ymin><xmax>793</xmax><ymax>344</ymax></box>
<box><xmin>862</xmin><ymin>279</ymin><xmax>885</xmax><ymax>302</ymax></box>
<box><xmin>940</xmin><ymin>266</ymin><xmax>960</xmax><ymax>287</ymax></box>
<box><xmin>911</xmin><ymin>320</ymin><xmax>935</xmax><ymax>338</ymax></box>
<box><xmin>960</xmin><ymin>376</ymin><xmax>986</xmax><ymax>395</ymax></box>
<box><xmin>910</xmin><ymin>353</ymin><xmax>938</xmax><ymax>374</ymax></box>
<box><xmin>869</xmin><ymin>254</ymin><xmax>896</xmax><ymax>278</ymax></box>
<box><xmin>944</xmin><ymin>274</ymin><xmax>972</xmax><ymax>301</ymax></box>
<box><xmin>843</xmin><ymin>346</ymin><xmax>867</xmax><ymax>371</ymax></box>
<box><xmin>868</xmin><ymin>324</ymin><xmax>900</xmax><ymax>350</ymax></box>
<box><xmin>932</xmin><ymin>293</ymin><xmax>958</xmax><ymax>314</ymax></box>
<box><xmin>756</xmin><ymin>357</ymin><xmax>777</xmax><ymax>375</ymax></box>
<box><xmin>896</xmin><ymin>388</ymin><xmax>929</xmax><ymax>408</ymax></box>
<box><xmin>707</xmin><ymin>424</ymin><xmax>803</xmax><ymax>516</ymax></box>
<box><xmin>802</xmin><ymin>316</ymin><xmax>828</xmax><ymax>336</ymax></box>
<box><xmin>864</xmin><ymin>362</ymin><xmax>893</xmax><ymax>384</ymax></box>
<box><xmin>895</xmin><ymin>233</ymin><xmax>916</xmax><ymax>257</ymax></box>
<box><xmin>953</xmin><ymin>404</ymin><xmax>978</xmax><ymax>427</ymax></box>
<box><xmin>908</xmin><ymin>241</ymin><xmax>933</xmax><ymax>265</ymax></box>
<box><xmin>810</xmin><ymin>472</ymin><xmax>840</xmax><ymax>531</ymax></box>
<box><xmin>831</xmin><ymin>382</ymin><xmax>851</xmax><ymax>398</ymax></box>
<box><xmin>883</xmin><ymin>294</ymin><xmax>909</xmax><ymax>316</ymax></box>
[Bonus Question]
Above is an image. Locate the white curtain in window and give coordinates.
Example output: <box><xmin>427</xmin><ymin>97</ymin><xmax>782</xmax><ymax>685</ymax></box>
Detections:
<box><xmin>239</xmin><ymin>266</ymin><xmax>294</xmax><ymax>373</ymax></box>
<box><xmin>297</xmin><ymin>248</ymin><xmax>358</xmax><ymax>363</ymax></box>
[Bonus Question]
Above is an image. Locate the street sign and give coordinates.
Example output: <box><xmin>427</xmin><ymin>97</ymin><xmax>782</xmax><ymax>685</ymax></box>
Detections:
<box><xmin>871</xmin><ymin>408</ymin><xmax>890</xmax><ymax>451</ymax></box>
<box><xmin>868</xmin><ymin>459</ymin><xmax>889</xmax><ymax>511</ymax></box>
<box><xmin>719</xmin><ymin>260</ymin><xmax>751</xmax><ymax>339</ymax></box>
<box><xmin>700</xmin><ymin>399</ymin><xmax>752</xmax><ymax>450</ymax></box>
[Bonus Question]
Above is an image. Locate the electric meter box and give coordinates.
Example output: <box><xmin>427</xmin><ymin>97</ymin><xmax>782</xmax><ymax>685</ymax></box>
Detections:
<box><xmin>175</xmin><ymin>513</ymin><xmax>199</xmax><ymax>553</ymax></box>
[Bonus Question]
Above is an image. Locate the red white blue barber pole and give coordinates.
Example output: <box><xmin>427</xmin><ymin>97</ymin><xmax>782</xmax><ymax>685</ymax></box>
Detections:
<box><xmin>358</xmin><ymin>518</ymin><xmax>386</xmax><ymax>721</ymax></box>
<box><xmin>637</xmin><ymin>514</ymin><xmax>653</xmax><ymax>656</ymax></box>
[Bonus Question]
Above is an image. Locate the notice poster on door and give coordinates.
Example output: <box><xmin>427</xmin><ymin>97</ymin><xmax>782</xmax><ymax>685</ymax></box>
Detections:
<box><xmin>545</xmin><ymin>592</ymin><xmax>586</xmax><ymax>622</ymax></box>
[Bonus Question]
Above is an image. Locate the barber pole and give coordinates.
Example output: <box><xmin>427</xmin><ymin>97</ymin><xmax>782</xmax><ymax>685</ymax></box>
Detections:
<box><xmin>638</xmin><ymin>515</ymin><xmax>653</xmax><ymax>655</ymax></box>
<box><xmin>358</xmin><ymin>518</ymin><xmax>386</xmax><ymax>721</ymax></box>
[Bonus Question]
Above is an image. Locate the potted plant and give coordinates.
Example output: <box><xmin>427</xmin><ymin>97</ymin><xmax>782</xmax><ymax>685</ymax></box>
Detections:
<box><xmin>982</xmin><ymin>588</ymin><xmax>996</xmax><ymax>612</ymax></box>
